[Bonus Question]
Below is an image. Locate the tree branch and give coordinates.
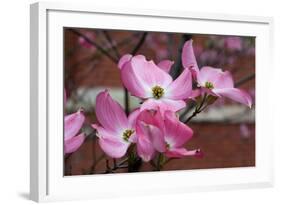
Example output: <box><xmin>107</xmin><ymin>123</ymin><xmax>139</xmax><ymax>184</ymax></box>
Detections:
<box><xmin>102</xmin><ymin>30</ymin><xmax>121</xmax><ymax>59</ymax></box>
<box><xmin>131</xmin><ymin>32</ymin><xmax>148</xmax><ymax>55</ymax></box>
<box><xmin>69</xmin><ymin>28</ymin><xmax>118</xmax><ymax>63</ymax></box>
<box><xmin>235</xmin><ymin>73</ymin><xmax>255</xmax><ymax>87</ymax></box>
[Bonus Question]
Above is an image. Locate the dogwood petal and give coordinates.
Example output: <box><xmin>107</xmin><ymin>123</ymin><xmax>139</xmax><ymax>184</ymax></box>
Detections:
<box><xmin>165</xmin><ymin>148</ymin><xmax>201</xmax><ymax>158</ymax></box>
<box><xmin>137</xmin><ymin>109</ymin><xmax>166</xmax><ymax>152</ymax></box>
<box><xmin>118</xmin><ymin>54</ymin><xmax>132</xmax><ymax>69</ymax></box>
<box><xmin>95</xmin><ymin>90</ymin><xmax>129</xmax><ymax>133</ymax></box>
<box><xmin>182</xmin><ymin>39</ymin><xmax>199</xmax><ymax>78</ymax></box>
<box><xmin>136</xmin><ymin>121</ymin><xmax>156</xmax><ymax>162</ymax></box>
<box><xmin>214</xmin><ymin>70</ymin><xmax>234</xmax><ymax>89</ymax></box>
<box><xmin>141</xmin><ymin>99</ymin><xmax>186</xmax><ymax>114</ymax></box>
<box><xmin>99</xmin><ymin>135</ymin><xmax>129</xmax><ymax>159</ymax></box>
<box><xmin>64</xmin><ymin>110</ymin><xmax>85</xmax><ymax>141</ymax></box>
<box><xmin>132</xmin><ymin>56</ymin><xmax>172</xmax><ymax>87</ymax></box>
<box><xmin>121</xmin><ymin>57</ymin><xmax>151</xmax><ymax>98</ymax></box>
<box><xmin>213</xmin><ymin>88</ymin><xmax>252</xmax><ymax>107</ymax></box>
<box><xmin>128</xmin><ymin>108</ymin><xmax>140</xmax><ymax>128</ymax></box>
<box><xmin>163</xmin><ymin>111</ymin><xmax>193</xmax><ymax>148</ymax></box>
<box><xmin>166</xmin><ymin>68</ymin><xmax>192</xmax><ymax>100</ymax></box>
<box><xmin>91</xmin><ymin>123</ymin><xmax>118</xmax><ymax>138</ymax></box>
<box><xmin>64</xmin><ymin>133</ymin><xmax>85</xmax><ymax>154</ymax></box>
<box><xmin>157</xmin><ymin>60</ymin><xmax>174</xmax><ymax>73</ymax></box>
<box><xmin>159</xmin><ymin>99</ymin><xmax>186</xmax><ymax>113</ymax></box>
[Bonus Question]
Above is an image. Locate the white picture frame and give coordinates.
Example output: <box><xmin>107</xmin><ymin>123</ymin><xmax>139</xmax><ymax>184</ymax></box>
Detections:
<box><xmin>30</xmin><ymin>2</ymin><xmax>274</xmax><ymax>202</ymax></box>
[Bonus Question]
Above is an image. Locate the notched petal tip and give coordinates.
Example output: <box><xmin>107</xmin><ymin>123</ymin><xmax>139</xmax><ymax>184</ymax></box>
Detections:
<box><xmin>118</xmin><ymin>54</ymin><xmax>132</xmax><ymax>69</ymax></box>
<box><xmin>157</xmin><ymin>60</ymin><xmax>174</xmax><ymax>73</ymax></box>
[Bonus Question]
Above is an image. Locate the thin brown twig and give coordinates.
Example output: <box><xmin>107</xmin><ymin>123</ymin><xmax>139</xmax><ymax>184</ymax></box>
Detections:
<box><xmin>68</xmin><ymin>32</ymin><xmax>141</xmax><ymax>71</ymax></box>
<box><xmin>235</xmin><ymin>73</ymin><xmax>255</xmax><ymax>87</ymax></box>
<box><xmin>69</xmin><ymin>28</ymin><xmax>118</xmax><ymax>63</ymax></box>
<box><xmin>103</xmin><ymin>158</ymin><xmax>129</xmax><ymax>174</ymax></box>
<box><xmin>102</xmin><ymin>30</ymin><xmax>120</xmax><ymax>58</ymax></box>
<box><xmin>184</xmin><ymin>94</ymin><xmax>207</xmax><ymax>123</ymax></box>
<box><xmin>131</xmin><ymin>32</ymin><xmax>148</xmax><ymax>55</ymax></box>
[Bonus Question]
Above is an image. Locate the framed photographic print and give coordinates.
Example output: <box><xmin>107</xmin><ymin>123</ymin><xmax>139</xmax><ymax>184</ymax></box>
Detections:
<box><xmin>30</xmin><ymin>2</ymin><xmax>274</xmax><ymax>202</ymax></box>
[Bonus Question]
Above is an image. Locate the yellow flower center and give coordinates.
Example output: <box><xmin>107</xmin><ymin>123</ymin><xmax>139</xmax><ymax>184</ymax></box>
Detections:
<box><xmin>205</xmin><ymin>81</ymin><xmax>214</xmax><ymax>89</ymax></box>
<box><xmin>122</xmin><ymin>129</ymin><xmax>134</xmax><ymax>142</ymax></box>
<box><xmin>152</xmin><ymin>85</ymin><xmax>164</xmax><ymax>99</ymax></box>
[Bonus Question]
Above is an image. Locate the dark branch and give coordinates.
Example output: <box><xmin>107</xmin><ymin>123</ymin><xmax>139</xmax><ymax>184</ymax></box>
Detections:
<box><xmin>131</xmin><ymin>32</ymin><xmax>148</xmax><ymax>55</ymax></box>
<box><xmin>102</xmin><ymin>30</ymin><xmax>121</xmax><ymax>59</ymax></box>
<box><xmin>235</xmin><ymin>73</ymin><xmax>255</xmax><ymax>87</ymax></box>
<box><xmin>69</xmin><ymin>28</ymin><xmax>118</xmax><ymax>63</ymax></box>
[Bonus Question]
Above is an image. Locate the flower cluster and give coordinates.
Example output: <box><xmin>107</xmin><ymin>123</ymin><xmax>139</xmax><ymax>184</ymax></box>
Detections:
<box><xmin>90</xmin><ymin>39</ymin><xmax>253</xmax><ymax>164</ymax></box>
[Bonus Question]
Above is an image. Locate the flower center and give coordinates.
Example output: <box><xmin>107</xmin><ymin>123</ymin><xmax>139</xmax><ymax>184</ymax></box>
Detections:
<box><xmin>122</xmin><ymin>129</ymin><xmax>134</xmax><ymax>142</ymax></box>
<box><xmin>205</xmin><ymin>81</ymin><xmax>214</xmax><ymax>89</ymax></box>
<box><xmin>152</xmin><ymin>85</ymin><xmax>164</xmax><ymax>99</ymax></box>
<box><xmin>165</xmin><ymin>143</ymin><xmax>171</xmax><ymax>149</ymax></box>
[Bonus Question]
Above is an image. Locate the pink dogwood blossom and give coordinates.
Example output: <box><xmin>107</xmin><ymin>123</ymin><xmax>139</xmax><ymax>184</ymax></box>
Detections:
<box><xmin>92</xmin><ymin>90</ymin><xmax>140</xmax><ymax>158</ymax></box>
<box><xmin>118</xmin><ymin>54</ymin><xmax>192</xmax><ymax>114</ymax></box>
<box><xmin>197</xmin><ymin>66</ymin><xmax>252</xmax><ymax>107</ymax></box>
<box><xmin>136</xmin><ymin>108</ymin><xmax>202</xmax><ymax>161</ymax></box>
<box><xmin>64</xmin><ymin>109</ymin><xmax>85</xmax><ymax>154</ymax></box>
<box><xmin>182</xmin><ymin>40</ymin><xmax>252</xmax><ymax>107</ymax></box>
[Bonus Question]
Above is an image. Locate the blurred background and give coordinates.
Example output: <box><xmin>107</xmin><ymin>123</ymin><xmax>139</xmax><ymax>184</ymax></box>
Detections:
<box><xmin>64</xmin><ymin>28</ymin><xmax>255</xmax><ymax>175</ymax></box>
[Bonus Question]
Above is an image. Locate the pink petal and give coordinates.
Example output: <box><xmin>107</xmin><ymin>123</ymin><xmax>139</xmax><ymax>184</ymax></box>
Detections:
<box><xmin>213</xmin><ymin>70</ymin><xmax>234</xmax><ymax>89</ymax></box>
<box><xmin>182</xmin><ymin>39</ymin><xmax>199</xmax><ymax>78</ymax></box>
<box><xmin>64</xmin><ymin>110</ymin><xmax>85</xmax><ymax>140</ymax></box>
<box><xmin>136</xmin><ymin>121</ymin><xmax>156</xmax><ymax>162</ymax></box>
<box><xmin>140</xmin><ymin>99</ymin><xmax>186</xmax><ymax>113</ymax></box>
<box><xmin>163</xmin><ymin>111</ymin><xmax>193</xmax><ymax>148</ymax></box>
<box><xmin>91</xmin><ymin>123</ymin><xmax>118</xmax><ymax>138</ymax></box>
<box><xmin>165</xmin><ymin>148</ymin><xmax>202</xmax><ymax>158</ymax></box>
<box><xmin>156</xmin><ymin>99</ymin><xmax>186</xmax><ymax>113</ymax></box>
<box><xmin>118</xmin><ymin>54</ymin><xmax>132</xmax><ymax>69</ymax></box>
<box><xmin>157</xmin><ymin>60</ymin><xmax>174</xmax><ymax>73</ymax></box>
<box><xmin>64</xmin><ymin>133</ymin><xmax>85</xmax><ymax>154</ymax></box>
<box><xmin>166</xmin><ymin>68</ymin><xmax>192</xmax><ymax>100</ymax></box>
<box><xmin>160</xmin><ymin>99</ymin><xmax>186</xmax><ymax>113</ymax></box>
<box><xmin>213</xmin><ymin>88</ymin><xmax>252</xmax><ymax>108</ymax></box>
<box><xmin>121</xmin><ymin>57</ymin><xmax>151</xmax><ymax>98</ymax></box>
<box><xmin>99</xmin><ymin>135</ymin><xmax>129</xmax><ymax>159</ymax></box>
<box><xmin>137</xmin><ymin>109</ymin><xmax>166</xmax><ymax>152</ymax></box>
<box><xmin>141</xmin><ymin>98</ymin><xmax>186</xmax><ymax>114</ymax></box>
<box><xmin>132</xmin><ymin>56</ymin><xmax>172</xmax><ymax>88</ymax></box>
<box><xmin>128</xmin><ymin>108</ymin><xmax>140</xmax><ymax>128</ymax></box>
<box><xmin>137</xmin><ymin>108</ymin><xmax>164</xmax><ymax>127</ymax></box>
<box><xmin>95</xmin><ymin>90</ymin><xmax>129</xmax><ymax>133</ymax></box>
